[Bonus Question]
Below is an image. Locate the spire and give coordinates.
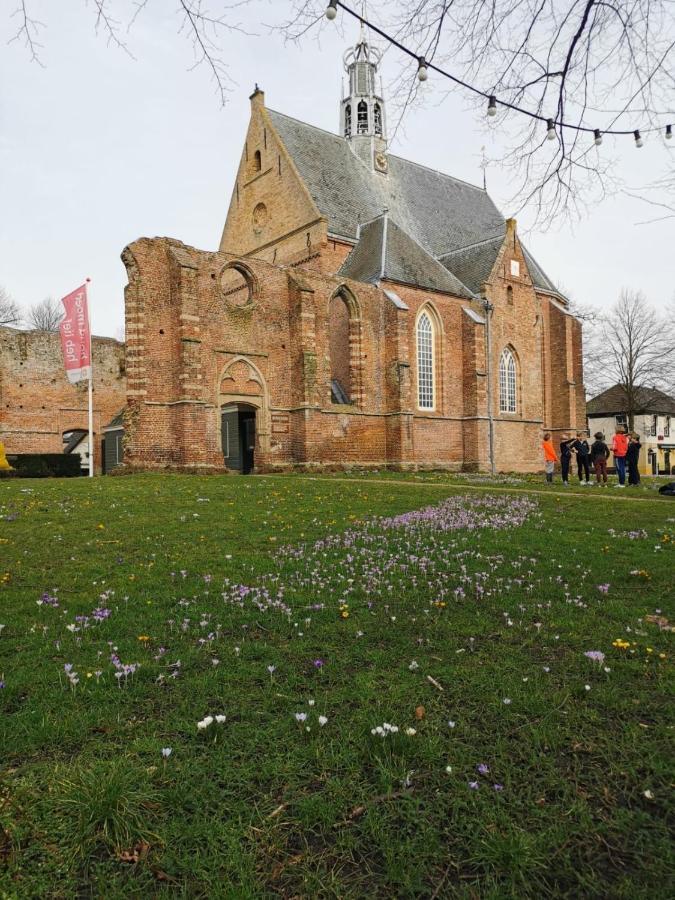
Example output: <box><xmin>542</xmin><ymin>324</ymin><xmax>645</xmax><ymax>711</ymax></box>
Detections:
<box><xmin>340</xmin><ymin>20</ymin><xmax>388</xmax><ymax>172</ymax></box>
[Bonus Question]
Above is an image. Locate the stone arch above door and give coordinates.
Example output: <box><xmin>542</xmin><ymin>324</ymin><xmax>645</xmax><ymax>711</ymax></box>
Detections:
<box><xmin>216</xmin><ymin>355</ymin><xmax>270</xmax><ymax>454</ymax></box>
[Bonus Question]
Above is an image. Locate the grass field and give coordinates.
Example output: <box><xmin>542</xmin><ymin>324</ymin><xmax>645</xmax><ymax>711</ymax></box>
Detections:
<box><xmin>0</xmin><ymin>474</ymin><xmax>673</xmax><ymax>898</ymax></box>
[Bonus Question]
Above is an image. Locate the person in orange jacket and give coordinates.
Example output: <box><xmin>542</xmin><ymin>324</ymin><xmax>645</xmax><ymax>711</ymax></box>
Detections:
<box><xmin>541</xmin><ymin>432</ymin><xmax>558</xmax><ymax>483</ymax></box>
<box><xmin>611</xmin><ymin>426</ymin><xmax>629</xmax><ymax>487</ymax></box>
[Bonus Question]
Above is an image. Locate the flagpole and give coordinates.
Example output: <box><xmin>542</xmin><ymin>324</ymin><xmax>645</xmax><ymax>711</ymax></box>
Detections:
<box><xmin>86</xmin><ymin>278</ymin><xmax>93</xmax><ymax>478</ymax></box>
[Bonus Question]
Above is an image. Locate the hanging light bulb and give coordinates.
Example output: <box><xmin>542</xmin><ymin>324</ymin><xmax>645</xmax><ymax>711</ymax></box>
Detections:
<box><xmin>546</xmin><ymin>118</ymin><xmax>556</xmax><ymax>140</ymax></box>
<box><xmin>487</xmin><ymin>95</ymin><xmax>497</xmax><ymax>117</ymax></box>
<box><xmin>666</xmin><ymin>124</ymin><xmax>673</xmax><ymax>140</ymax></box>
<box><xmin>325</xmin><ymin>0</ymin><xmax>337</xmax><ymax>20</ymax></box>
<box><xmin>634</xmin><ymin>129</ymin><xmax>643</xmax><ymax>148</ymax></box>
<box><xmin>417</xmin><ymin>57</ymin><xmax>428</xmax><ymax>82</ymax></box>
<box><xmin>593</xmin><ymin>129</ymin><xmax>602</xmax><ymax>146</ymax></box>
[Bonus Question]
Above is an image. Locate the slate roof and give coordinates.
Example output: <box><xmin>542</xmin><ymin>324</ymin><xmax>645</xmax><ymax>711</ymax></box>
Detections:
<box><xmin>339</xmin><ymin>215</ymin><xmax>474</xmax><ymax>298</ymax></box>
<box><xmin>268</xmin><ymin>108</ymin><xmax>562</xmax><ymax>297</ymax></box>
<box><xmin>438</xmin><ymin>236</ymin><xmax>503</xmax><ymax>295</ymax></box>
<box><xmin>587</xmin><ymin>385</ymin><xmax>675</xmax><ymax>416</ymax></box>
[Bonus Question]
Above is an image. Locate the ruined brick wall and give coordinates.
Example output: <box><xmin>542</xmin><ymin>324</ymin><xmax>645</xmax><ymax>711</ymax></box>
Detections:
<box><xmin>0</xmin><ymin>327</ymin><xmax>125</xmax><ymax>472</ymax></box>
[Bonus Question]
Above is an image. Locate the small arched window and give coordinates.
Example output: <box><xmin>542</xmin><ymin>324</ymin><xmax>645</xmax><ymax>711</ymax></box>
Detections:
<box><xmin>374</xmin><ymin>103</ymin><xmax>382</xmax><ymax>135</ymax></box>
<box><xmin>253</xmin><ymin>150</ymin><xmax>262</xmax><ymax>172</ymax></box>
<box><xmin>357</xmin><ymin>101</ymin><xmax>369</xmax><ymax>134</ymax></box>
<box><xmin>506</xmin><ymin>285</ymin><xmax>514</xmax><ymax>305</ymax></box>
<box><xmin>344</xmin><ymin>104</ymin><xmax>352</xmax><ymax>137</ymax></box>
<box><xmin>416</xmin><ymin>311</ymin><xmax>434</xmax><ymax>410</ymax></box>
<box><xmin>499</xmin><ymin>347</ymin><xmax>517</xmax><ymax>413</ymax></box>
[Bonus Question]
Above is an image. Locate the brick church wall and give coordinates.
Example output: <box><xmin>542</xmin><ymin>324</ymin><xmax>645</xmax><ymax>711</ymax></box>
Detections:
<box><xmin>0</xmin><ymin>327</ymin><xmax>125</xmax><ymax>472</ymax></box>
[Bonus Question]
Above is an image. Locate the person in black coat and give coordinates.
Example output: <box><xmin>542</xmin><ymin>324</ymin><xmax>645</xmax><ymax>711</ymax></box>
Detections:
<box><xmin>559</xmin><ymin>434</ymin><xmax>576</xmax><ymax>485</ymax></box>
<box><xmin>572</xmin><ymin>432</ymin><xmax>591</xmax><ymax>484</ymax></box>
<box><xmin>627</xmin><ymin>433</ymin><xmax>642</xmax><ymax>485</ymax></box>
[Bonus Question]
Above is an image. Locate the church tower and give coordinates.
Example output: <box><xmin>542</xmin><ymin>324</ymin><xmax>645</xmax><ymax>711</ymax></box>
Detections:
<box><xmin>340</xmin><ymin>26</ymin><xmax>388</xmax><ymax>173</ymax></box>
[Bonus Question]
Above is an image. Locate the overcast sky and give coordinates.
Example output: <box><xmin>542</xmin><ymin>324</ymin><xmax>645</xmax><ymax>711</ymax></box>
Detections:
<box><xmin>1</xmin><ymin>1</ymin><xmax>673</xmax><ymax>338</ymax></box>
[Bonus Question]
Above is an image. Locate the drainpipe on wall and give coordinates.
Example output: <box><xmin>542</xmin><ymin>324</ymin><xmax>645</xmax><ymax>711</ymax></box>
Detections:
<box><xmin>482</xmin><ymin>296</ymin><xmax>496</xmax><ymax>476</ymax></box>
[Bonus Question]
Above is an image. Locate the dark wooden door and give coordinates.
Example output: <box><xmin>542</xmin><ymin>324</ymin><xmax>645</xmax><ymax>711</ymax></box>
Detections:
<box><xmin>241</xmin><ymin>412</ymin><xmax>255</xmax><ymax>474</ymax></box>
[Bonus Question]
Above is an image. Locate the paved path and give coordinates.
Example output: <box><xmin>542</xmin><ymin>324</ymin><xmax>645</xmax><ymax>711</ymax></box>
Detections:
<box><xmin>258</xmin><ymin>474</ymin><xmax>672</xmax><ymax>505</ymax></box>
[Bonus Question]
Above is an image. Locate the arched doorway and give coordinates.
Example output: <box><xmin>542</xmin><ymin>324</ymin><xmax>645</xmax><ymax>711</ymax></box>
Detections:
<box><xmin>221</xmin><ymin>403</ymin><xmax>256</xmax><ymax>473</ymax></box>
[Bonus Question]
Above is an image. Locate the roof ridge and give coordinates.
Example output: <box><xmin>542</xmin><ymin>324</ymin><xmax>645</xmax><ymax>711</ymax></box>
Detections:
<box><xmin>267</xmin><ymin>108</ymin><xmax>496</xmax><ymax>197</ymax></box>
<box><xmin>386</xmin><ymin>152</ymin><xmax>491</xmax><ymax>195</ymax></box>
<box><xmin>438</xmin><ymin>232</ymin><xmax>505</xmax><ymax>258</ymax></box>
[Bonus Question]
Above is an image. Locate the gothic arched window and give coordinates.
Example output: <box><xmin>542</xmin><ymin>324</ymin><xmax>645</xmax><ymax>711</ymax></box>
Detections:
<box><xmin>329</xmin><ymin>295</ymin><xmax>351</xmax><ymax>404</ymax></box>
<box><xmin>344</xmin><ymin>104</ymin><xmax>352</xmax><ymax>137</ymax></box>
<box><xmin>253</xmin><ymin>150</ymin><xmax>262</xmax><ymax>172</ymax></box>
<box><xmin>416</xmin><ymin>311</ymin><xmax>434</xmax><ymax>410</ymax></box>
<box><xmin>357</xmin><ymin>101</ymin><xmax>369</xmax><ymax>134</ymax></box>
<box><xmin>374</xmin><ymin>103</ymin><xmax>382</xmax><ymax>135</ymax></box>
<box><xmin>499</xmin><ymin>347</ymin><xmax>517</xmax><ymax>413</ymax></box>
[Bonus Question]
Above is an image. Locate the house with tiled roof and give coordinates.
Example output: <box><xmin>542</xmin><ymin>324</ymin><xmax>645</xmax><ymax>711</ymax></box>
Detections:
<box><xmin>121</xmin><ymin>30</ymin><xmax>585</xmax><ymax>473</ymax></box>
<box><xmin>587</xmin><ymin>385</ymin><xmax>675</xmax><ymax>474</ymax></box>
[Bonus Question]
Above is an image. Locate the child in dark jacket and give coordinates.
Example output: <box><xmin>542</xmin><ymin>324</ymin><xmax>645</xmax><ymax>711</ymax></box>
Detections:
<box><xmin>572</xmin><ymin>432</ymin><xmax>591</xmax><ymax>484</ymax></box>
<box><xmin>559</xmin><ymin>435</ymin><xmax>575</xmax><ymax>485</ymax></box>
<box><xmin>627</xmin><ymin>433</ymin><xmax>642</xmax><ymax>485</ymax></box>
<box><xmin>590</xmin><ymin>432</ymin><xmax>610</xmax><ymax>485</ymax></box>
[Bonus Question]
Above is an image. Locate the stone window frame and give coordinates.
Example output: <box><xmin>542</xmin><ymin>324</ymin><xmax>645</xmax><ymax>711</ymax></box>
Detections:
<box><xmin>498</xmin><ymin>345</ymin><xmax>518</xmax><ymax>414</ymax></box>
<box><xmin>415</xmin><ymin>303</ymin><xmax>442</xmax><ymax>413</ymax></box>
<box><xmin>220</xmin><ymin>261</ymin><xmax>259</xmax><ymax>311</ymax></box>
<box><xmin>328</xmin><ymin>285</ymin><xmax>363</xmax><ymax>408</ymax></box>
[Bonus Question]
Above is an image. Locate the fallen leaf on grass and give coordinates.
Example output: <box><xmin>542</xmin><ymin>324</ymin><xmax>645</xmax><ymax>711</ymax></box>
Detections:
<box><xmin>415</xmin><ymin>705</ymin><xmax>426</xmax><ymax>720</ymax></box>
<box><xmin>118</xmin><ymin>841</ymin><xmax>150</xmax><ymax>864</ymax></box>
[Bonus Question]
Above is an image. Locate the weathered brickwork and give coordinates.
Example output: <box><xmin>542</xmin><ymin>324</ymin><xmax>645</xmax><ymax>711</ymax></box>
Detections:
<box><xmin>122</xmin><ymin>88</ymin><xmax>585</xmax><ymax>474</ymax></box>
<box><xmin>0</xmin><ymin>327</ymin><xmax>126</xmax><ymax>472</ymax></box>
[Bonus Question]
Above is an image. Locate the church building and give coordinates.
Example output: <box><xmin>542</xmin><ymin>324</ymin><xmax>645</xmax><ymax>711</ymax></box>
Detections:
<box><xmin>121</xmin><ymin>32</ymin><xmax>586</xmax><ymax>473</ymax></box>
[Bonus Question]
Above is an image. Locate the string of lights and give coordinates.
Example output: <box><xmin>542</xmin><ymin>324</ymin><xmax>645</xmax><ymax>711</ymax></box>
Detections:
<box><xmin>325</xmin><ymin>0</ymin><xmax>673</xmax><ymax>147</ymax></box>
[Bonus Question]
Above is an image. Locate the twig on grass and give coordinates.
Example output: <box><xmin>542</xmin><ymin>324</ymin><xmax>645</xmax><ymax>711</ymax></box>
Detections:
<box><xmin>426</xmin><ymin>675</ymin><xmax>444</xmax><ymax>691</ymax></box>
<box><xmin>334</xmin><ymin>790</ymin><xmax>411</xmax><ymax>827</ymax></box>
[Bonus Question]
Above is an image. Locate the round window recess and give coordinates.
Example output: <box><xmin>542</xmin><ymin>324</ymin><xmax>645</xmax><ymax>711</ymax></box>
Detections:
<box><xmin>252</xmin><ymin>202</ymin><xmax>268</xmax><ymax>234</ymax></box>
<box><xmin>220</xmin><ymin>264</ymin><xmax>255</xmax><ymax>308</ymax></box>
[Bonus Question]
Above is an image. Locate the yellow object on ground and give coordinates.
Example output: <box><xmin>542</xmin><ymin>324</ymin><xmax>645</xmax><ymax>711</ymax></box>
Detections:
<box><xmin>0</xmin><ymin>442</ymin><xmax>14</xmax><ymax>471</ymax></box>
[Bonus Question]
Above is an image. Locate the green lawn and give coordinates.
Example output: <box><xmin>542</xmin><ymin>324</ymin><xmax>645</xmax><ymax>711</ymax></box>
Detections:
<box><xmin>0</xmin><ymin>474</ymin><xmax>673</xmax><ymax>898</ymax></box>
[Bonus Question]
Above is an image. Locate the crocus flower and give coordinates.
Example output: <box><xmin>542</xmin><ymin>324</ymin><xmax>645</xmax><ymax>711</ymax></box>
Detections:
<box><xmin>584</xmin><ymin>650</ymin><xmax>605</xmax><ymax>664</ymax></box>
<box><xmin>477</xmin><ymin>763</ymin><xmax>489</xmax><ymax>775</ymax></box>
<box><xmin>161</xmin><ymin>748</ymin><xmax>172</xmax><ymax>758</ymax></box>
<box><xmin>294</xmin><ymin>712</ymin><xmax>307</xmax><ymax>723</ymax></box>
<box><xmin>318</xmin><ymin>715</ymin><xmax>328</xmax><ymax>726</ymax></box>
<box><xmin>468</xmin><ymin>781</ymin><xmax>479</xmax><ymax>790</ymax></box>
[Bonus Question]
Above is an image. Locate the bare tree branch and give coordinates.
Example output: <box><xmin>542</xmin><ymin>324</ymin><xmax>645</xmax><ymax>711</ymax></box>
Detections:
<box><xmin>25</xmin><ymin>297</ymin><xmax>64</xmax><ymax>332</ymax></box>
<box><xmin>0</xmin><ymin>287</ymin><xmax>22</xmax><ymax>328</ymax></box>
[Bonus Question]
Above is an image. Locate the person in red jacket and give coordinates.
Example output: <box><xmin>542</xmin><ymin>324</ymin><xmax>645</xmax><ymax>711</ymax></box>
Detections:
<box><xmin>611</xmin><ymin>427</ymin><xmax>629</xmax><ymax>487</ymax></box>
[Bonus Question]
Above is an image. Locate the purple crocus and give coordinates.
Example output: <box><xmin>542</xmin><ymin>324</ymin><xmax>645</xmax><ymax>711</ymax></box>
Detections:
<box><xmin>584</xmin><ymin>650</ymin><xmax>605</xmax><ymax>664</ymax></box>
<box><xmin>313</xmin><ymin>659</ymin><xmax>325</xmax><ymax>669</ymax></box>
<box><xmin>477</xmin><ymin>763</ymin><xmax>490</xmax><ymax>775</ymax></box>
<box><xmin>493</xmin><ymin>783</ymin><xmax>504</xmax><ymax>792</ymax></box>
<box><xmin>468</xmin><ymin>781</ymin><xmax>480</xmax><ymax>790</ymax></box>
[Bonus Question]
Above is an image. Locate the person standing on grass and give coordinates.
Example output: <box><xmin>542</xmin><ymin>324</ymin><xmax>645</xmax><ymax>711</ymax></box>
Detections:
<box><xmin>541</xmin><ymin>432</ymin><xmax>558</xmax><ymax>483</ymax></box>
<box><xmin>612</xmin><ymin>426</ymin><xmax>629</xmax><ymax>487</ymax></box>
<box><xmin>627</xmin><ymin>433</ymin><xmax>642</xmax><ymax>486</ymax></box>
<box><xmin>572</xmin><ymin>432</ymin><xmax>591</xmax><ymax>484</ymax></box>
<box><xmin>590</xmin><ymin>432</ymin><xmax>610</xmax><ymax>486</ymax></box>
<box><xmin>559</xmin><ymin>434</ymin><xmax>575</xmax><ymax>486</ymax></box>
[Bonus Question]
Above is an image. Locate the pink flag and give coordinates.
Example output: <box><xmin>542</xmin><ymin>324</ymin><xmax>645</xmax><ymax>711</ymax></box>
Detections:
<box><xmin>59</xmin><ymin>283</ymin><xmax>91</xmax><ymax>384</ymax></box>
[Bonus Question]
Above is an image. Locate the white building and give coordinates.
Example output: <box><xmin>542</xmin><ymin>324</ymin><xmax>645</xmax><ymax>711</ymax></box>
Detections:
<box><xmin>587</xmin><ymin>385</ymin><xmax>674</xmax><ymax>475</ymax></box>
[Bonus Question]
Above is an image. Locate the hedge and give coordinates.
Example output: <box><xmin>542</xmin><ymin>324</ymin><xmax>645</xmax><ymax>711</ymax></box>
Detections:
<box><xmin>5</xmin><ymin>454</ymin><xmax>83</xmax><ymax>478</ymax></box>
